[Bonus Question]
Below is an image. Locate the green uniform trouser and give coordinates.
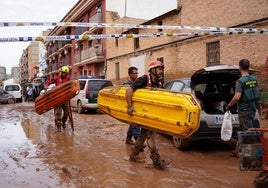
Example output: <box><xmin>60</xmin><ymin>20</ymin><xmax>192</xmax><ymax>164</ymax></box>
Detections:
<box><xmin>238</xmin><ymin>110</ymin><xmax>257</xmax><ymax>131</ymax></box>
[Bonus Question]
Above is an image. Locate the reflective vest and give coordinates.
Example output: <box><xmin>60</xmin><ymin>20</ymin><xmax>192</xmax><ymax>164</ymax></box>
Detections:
<box><xmin>146</xmin><ymin>75</ymin><xmax>163</xmax><ymax>88</ymax></box>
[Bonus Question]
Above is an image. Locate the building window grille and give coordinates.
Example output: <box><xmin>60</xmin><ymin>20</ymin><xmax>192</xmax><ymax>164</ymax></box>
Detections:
<box><xmin>115</xmin><ymin>62</ymin><xmax>120</xmax><ymax>80</ymax></box>
<box><xmin>115</xmin><ymin>38</ymin><xmax>118</xmax><ymax>47</ymax></box>
<box><xmin>157</xmin><ymin>20</ymin><xmax>163</xmax><ymax>32</ymax></box>
<box><xmin>207</xmin><ymin>41</ymin><xmax>220</xmax><ymax>66</ymax></box>
<box><xmin>134</xmin><ymin>31</ymin><xmax>139</xmax><ymax>50</ymax></box>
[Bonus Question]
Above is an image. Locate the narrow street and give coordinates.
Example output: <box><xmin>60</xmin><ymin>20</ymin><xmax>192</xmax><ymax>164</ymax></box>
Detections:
<box><xmin>0</xmin><ymin>102</ymin><xmax>264</xmax><ymax>187</ymax></box>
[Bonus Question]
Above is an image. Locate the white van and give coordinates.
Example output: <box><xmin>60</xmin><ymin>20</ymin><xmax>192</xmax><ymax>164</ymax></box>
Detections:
<box><xmin>3</xmin><ymin>83</ymin><xmax>23</xmax><ymax>102</ymax></box>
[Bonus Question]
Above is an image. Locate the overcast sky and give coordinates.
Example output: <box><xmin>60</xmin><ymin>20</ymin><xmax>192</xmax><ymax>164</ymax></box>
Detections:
<box><xmin>0</xmin><ymin>0</ymin><xmax>177</xmax><ymax>74</ymax></box>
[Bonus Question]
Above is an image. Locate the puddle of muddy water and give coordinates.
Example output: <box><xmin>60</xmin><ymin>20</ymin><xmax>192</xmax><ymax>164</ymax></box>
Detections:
<box><xmin>0</xmin><ymin>116</ymin><xmax>75</xmax><ymax>187</ymax></box>
<box><xmin>0</xmin><ymin>121</ymin><xmax>28</xmax><ymax>151</ymax></box>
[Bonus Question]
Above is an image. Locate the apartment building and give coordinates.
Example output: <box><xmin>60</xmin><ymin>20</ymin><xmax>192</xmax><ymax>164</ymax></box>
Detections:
<box><xmin>19</xmin><ymin>49</ymin><xmax>29</xmax><ymax>85</ymax></box>
<box><xmin>0</xmin><ymin>66</ymin><xmax>6</xmax><ymax>80</ymax></box>
<box><xmin>11</xmin><ymin>67</ymin><xmax>20</xmax><ymax>83</ymax></box>
<box><xmin>44</xmin><ymin>0</ymin><xmax>106</xmax><ymax>81</ymax></box>
<box><xmin>105</xmin><ymin>0</ymin><xmax>268</xmax><ymax>90</ymax></box>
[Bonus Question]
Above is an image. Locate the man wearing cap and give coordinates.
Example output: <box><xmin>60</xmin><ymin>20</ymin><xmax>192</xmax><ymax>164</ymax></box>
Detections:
<box><xmin>125</xmin><ymin>60</ymin><xmax>170</xmax><ymax>170</ymax></box>
<box><xmin>44</xmin><ymin>66</ymin><xmax>71</xmax><ymax>132</ymax></box>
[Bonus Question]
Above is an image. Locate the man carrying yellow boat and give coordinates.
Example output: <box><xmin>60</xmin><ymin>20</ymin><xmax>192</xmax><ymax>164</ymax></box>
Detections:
<box><xmin>126</xmin><ymin>60</ymin><xmax>171</xmax><ymax>170</ymax></box>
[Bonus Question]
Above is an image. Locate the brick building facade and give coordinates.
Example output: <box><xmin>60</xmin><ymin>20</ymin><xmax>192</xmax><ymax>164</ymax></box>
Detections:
<box><xmin>106</xmin><ymin>0</ymin><xmax>268</xmax><ymax>91</ymax></box>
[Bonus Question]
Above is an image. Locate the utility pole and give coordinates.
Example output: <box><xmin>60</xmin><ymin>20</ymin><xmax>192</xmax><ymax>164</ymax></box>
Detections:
<box><xmin>124</xmin><ymin>0</ymin><xmax>127</xmax><ymax>17</ymax></box>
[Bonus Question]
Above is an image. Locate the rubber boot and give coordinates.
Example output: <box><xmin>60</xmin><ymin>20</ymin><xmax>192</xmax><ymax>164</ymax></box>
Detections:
<box><xmin>134</xmin><ymin>136</ymin><xmax>139</xmax><ymax>142</ymax></box>
<box><xmin>56</xmin><ymin>124</ymin><xmax>61</xmax><ymax>132</ymax></box>
<box><xmin>62</xmin><ymin>120</ymin><xmax>66</xmax><ymax>129</ymax></box>
<box><xmin>129</xmin><ymin>147</ymin><xmax>144</xmax><ymax>162</ymax></box>
<box><xmin>254</xmin><ymin>171</ymin><xmax>268</xmax><ymax>188</ymax></box>
<box><xmin>231</xmin><ymin>140</ymin><xmax>238</xmax><ymax>158</ymax></box>
<box><xmin>126</xmin><ymin>136</ymin><xmax>135</xmax><ymax>145</ymax></box>
<box><xmin>150</xmin><ymin>149</ymin><xmax>166</xmax><ymax>170</ymax></box>
<box><xmin>62</xmin><ymin>115</ymin><xmax>67</xmax><ymax>129</ymax></box>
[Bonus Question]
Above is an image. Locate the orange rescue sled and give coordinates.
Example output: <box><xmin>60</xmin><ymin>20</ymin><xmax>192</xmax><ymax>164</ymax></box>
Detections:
<box><xmin>35</xmin><ymin>80</ymin><xmax>79</xmax><ymax>115</ymax></box>
<box><xmin>97</xmin><ymin>86</ymin><xmax>201</xmax><ymax>138</ymax></box>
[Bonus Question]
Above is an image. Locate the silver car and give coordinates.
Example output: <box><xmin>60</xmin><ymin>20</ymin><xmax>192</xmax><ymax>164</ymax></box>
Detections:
<box><xmin>0</xmin><ymin>88</ymin><xmax>16</xmax><ymax>104</ymax></box>
<box><xmin>3</xmin><ymin>83</ymin><xmax>23</xmax><ymax>102</ymax></box>
<box><xmin>164</xmin><ymin>64</ymin><xmax>260</xmax><ymax>150</ymax></box>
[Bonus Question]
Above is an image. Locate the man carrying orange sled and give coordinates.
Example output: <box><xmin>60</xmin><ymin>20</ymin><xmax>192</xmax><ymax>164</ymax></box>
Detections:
<box><xmin>44</xmin><ymin>66</ymin><xmax>73</xmax><ymax>132</ymax></box>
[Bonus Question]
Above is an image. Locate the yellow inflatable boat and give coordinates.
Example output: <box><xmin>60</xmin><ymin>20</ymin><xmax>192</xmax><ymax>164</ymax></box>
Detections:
<box><xmin>97</xmin><ymin>86</ymin><xmax>201</xmax><ymax>138</ymax></box>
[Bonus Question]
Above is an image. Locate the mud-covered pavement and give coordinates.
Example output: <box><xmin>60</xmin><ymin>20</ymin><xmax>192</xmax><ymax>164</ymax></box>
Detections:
<box><xmin>0</xmin><ymin>102</ymin><xmax>265</xmax><ymax>187</ymax></box>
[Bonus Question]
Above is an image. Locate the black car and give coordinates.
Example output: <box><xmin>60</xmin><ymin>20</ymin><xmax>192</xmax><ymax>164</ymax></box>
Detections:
<box><xmin>164</xmin><ymin>64</ymin><xmax>260</xmax><ymax>150</ymax></box>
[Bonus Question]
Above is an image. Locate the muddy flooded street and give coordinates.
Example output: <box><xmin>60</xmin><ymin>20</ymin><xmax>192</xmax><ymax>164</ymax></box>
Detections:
<box><xmin>0</xmin><ymin>102</ymin><xmax>264</xmax><ymax>187</ymax></box>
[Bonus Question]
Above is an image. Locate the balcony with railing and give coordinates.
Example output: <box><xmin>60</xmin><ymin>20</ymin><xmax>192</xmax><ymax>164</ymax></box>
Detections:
<box><xmin>75</xmin><ymin>27</ymin><xmax>88</xmax><ymax>36</ymax></box>
<box><xmin>88</xmin><ymin>13</ymin><xmax>102</xmax><ymax>33</ymax></box>
<box><xmin>89</xmin><ymin>12</ymin><xmax>102</xmax><ymax>23</ymax></box>
<box><xmin>58</xmin><ymin>41</ymin><xmax>72</xmax><ymax>49</ymax></box>
<box><xmin>47</xmin><ymin>44</ymin><xmax>59</xmax><ymax>57</ymax></box>
<box><xmin>52</xmin><ymin>62</ymin><xmax>58</xmax><ymax>72</ymax></box>
<box><xmin>74</xmin><ymin>44</ymin><xmax>104</xmax><ymax>66</ymax></box>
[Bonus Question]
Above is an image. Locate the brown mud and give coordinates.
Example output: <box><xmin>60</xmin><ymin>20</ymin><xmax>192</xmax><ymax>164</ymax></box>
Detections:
<box><xmin>0</xmin><ymin>102</ymin><xmax>266</xmax><ymax>187</ymax></box>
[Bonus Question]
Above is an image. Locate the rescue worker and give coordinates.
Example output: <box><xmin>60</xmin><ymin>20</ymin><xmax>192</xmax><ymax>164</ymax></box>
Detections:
<box><xmin>44</xmin><ymin>66</ymin><xmax>72</xmax><ymax>132</ymax></box>
<box><xmin>125</xmin><ymin>60</ymin><xmax>170</xmax><ymax>170</ymax></box>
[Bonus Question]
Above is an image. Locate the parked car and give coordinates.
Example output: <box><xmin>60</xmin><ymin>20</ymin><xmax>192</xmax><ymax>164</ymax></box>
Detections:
<box><xmin>0</xmin><ymin>88</ymin><xmax>16</xmax><ymax>104</ymax></box>
<box><xmin>3</xmin><ymin>83</ymin><xmax>23</xmax><ymax>102</ymax></box>
<box><xmin>70</xmin><ymin>76</ymin><xmax>113</xmax><ymax>114</ymax></box>
<box><xmin>164</xmin><ymin>64</ymin><xmax>260</xmax><ymax>150</ymax></box>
